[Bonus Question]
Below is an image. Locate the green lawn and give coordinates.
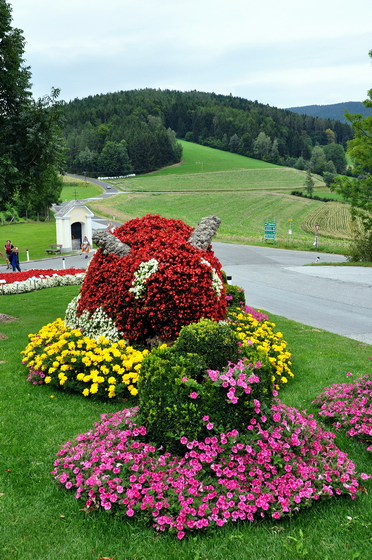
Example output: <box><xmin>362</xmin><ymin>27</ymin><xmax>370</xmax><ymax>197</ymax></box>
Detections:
<box><xmin>0</xmin><ymin>220</ymin><xmax>58</xmax><ymax>263</ymax></box>
<box><xmin>0</xmin><ymin>288</ymin><xmax>371</xmax><ymax>559</ymax></box>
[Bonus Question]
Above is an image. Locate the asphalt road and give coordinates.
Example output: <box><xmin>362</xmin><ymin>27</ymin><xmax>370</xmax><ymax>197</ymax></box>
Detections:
<box><xmin>213</xmin><ymin>242</ymin><xmax>372</xmax><ymax>345</ymax></box>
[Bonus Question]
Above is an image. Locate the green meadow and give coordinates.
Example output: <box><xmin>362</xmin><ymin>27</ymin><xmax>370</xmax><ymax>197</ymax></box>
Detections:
<box><xmin>86</xmin><ymin>141</ymin><xmax>349</xmax><ymax>253</ymax></box>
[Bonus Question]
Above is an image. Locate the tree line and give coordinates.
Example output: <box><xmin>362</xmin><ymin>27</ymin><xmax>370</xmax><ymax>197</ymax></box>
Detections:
<box><xmin>62</xmin><ymin>88</ymin><xmax>353</xmax><ymax>177</ymax></box>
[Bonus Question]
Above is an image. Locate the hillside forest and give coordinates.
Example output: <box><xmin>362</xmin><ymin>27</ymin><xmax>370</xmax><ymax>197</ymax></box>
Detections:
<box><xmin>63</xmin><ymin>89</ymin><xmax>352</xmax><ymax>178</ymax></box>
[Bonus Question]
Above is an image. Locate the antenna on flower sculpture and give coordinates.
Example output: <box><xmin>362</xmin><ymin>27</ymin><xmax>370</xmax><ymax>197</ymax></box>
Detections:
<box><xmin>188</xmin><ymin>215</ymin><xmax>221</xmax><ymax>250</ymax></box>
<box><xmin>92</xmin><ymin>230</ymin><xmax>130</xmax><ymax>257</ymax></box>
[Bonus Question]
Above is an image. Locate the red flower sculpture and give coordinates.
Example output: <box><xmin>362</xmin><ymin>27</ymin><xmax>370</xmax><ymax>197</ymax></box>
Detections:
<box><xmin>77</xmin><ymin>214</ymin><xmax>226</xmax><ymax>344</ymax></box>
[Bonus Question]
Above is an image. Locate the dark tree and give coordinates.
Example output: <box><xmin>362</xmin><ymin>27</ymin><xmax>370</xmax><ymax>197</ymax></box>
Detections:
<box><xmin>0</xmin><ymin>1</ymin><xmax>65</xmax><ymax>214</ymax></box>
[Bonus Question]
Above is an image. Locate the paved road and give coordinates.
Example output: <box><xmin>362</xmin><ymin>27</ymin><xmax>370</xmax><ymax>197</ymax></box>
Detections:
<box><xmin>213</xmin><ymin>242</ymin><xmax>372</xmax><ymax>345</ymax></box>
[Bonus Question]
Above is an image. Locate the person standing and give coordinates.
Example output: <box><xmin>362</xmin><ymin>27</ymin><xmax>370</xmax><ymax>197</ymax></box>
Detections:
<box><xmin>10</xmin><ymin>247</ymin><xmax>21</xmax><ymax>272</ymax></box>
<box><xmin>81</xmin><ymin>236</ymin><xmax>91</xmax><ymax>259</ymax></box>
<box><xmin>4</xmin><ymin>240</ymin><xmax>13</xmax><ymax>269</ymax></box>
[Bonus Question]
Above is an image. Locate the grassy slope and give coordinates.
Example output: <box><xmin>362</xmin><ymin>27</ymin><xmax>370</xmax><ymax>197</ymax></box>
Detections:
<box><xmin>87</xmin><ymin>141</ymin><xmax>350</xmax><ymax>251</ymax></box>
<box><xmin>0</xmin><ymin>290</ymin><xmax>371</xmax><ymax>560</ymax></box>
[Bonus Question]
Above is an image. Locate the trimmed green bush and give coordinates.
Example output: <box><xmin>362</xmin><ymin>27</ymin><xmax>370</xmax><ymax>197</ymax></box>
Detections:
<box><xmin>173</xmin><ymin>317</ymin><xmax>240</xmax><ymax>371</ymax></box>
<box><xmin>138</xmin><ymin>346</ymin><xmax>206</xmax><ymax>454</ymax></box>
<box><xmin>138</xmin><ymin>339</ymin><xmax>273</xmax><ymax>455</ymax></box>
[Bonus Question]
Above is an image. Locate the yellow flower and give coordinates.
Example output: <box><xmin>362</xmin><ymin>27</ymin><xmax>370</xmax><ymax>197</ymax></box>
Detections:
<box><xmin>45</xmin><ymin>376</ymin><xmax>52</xmax><ymax>384</ymax></box>
<box><xmin>90</xmin><ymin>383</ymin><xmax>99</xmax><ymax>394</ymax></box>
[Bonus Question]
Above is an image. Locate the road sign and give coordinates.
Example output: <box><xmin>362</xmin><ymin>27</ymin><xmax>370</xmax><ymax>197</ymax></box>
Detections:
<box><xmin>264</xmin><ymin>222</ymin><xmax>276</xmax><ymax>241</ymax></box>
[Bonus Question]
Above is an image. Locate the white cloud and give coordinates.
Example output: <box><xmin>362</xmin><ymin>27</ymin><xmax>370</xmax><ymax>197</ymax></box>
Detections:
<box><xmin>10</xmin><ymin>0</ymin><xmax>372</xmax><ymax>107</ymax></box>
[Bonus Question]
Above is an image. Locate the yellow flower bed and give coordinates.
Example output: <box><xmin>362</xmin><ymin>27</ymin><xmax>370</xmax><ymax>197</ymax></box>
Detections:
<box><xmin>227</xmin><ymin>308</ymin><xmax>293</xmax><ymax>388</ymax></box>
<box><xmin>21</xmin><ymin>319</ymin><xmax>149</xmax><ymax>399</ymax></box>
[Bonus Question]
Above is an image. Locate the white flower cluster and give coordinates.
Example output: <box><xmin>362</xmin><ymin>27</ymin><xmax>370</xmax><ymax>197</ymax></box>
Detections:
<box><xmin>129</xmin><ymin>259</ymin><xmax>159</xmax><ymax>299</ymax></box>
<box><xmin>65</xmin><ymin>295</ymin><xmax>121</xmax><ymax>342</ymax></box>
<box><xmin>200</xmin><ymin>258</ymin><xmax>223</xmax><ymax>298</ymax></box>
<box><xmin>0</xmin><ymin>273</ymin><xmax>85</xmax><ymax>296</ymax></box>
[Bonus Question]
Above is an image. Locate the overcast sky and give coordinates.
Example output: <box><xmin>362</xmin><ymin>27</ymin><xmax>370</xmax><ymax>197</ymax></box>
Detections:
<box><xmin>11</xmin><ymin>0</ymin><xmax>372</xmax><ymax>109</ymax></box>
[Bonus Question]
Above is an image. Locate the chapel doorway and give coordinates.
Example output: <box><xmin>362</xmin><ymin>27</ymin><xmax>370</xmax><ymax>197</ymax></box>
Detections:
<box><xmin>71</xmin><ymin>222</ymin><xmax>82</xmax><ymax>250</ymax></box>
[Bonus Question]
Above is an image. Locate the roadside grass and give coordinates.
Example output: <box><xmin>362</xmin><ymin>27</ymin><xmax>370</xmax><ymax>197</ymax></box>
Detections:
<box><xmin>0</xmin><ymin>288</ymin><xmax>371</xmax><ymax>560</ymax></box>
<box><xmin>308</xmin><ymin>261</ymin><xmax>372</xmax><ymax>267</ymax></box>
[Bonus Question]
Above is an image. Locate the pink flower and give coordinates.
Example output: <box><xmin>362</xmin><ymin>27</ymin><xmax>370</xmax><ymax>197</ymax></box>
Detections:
<box><xmin>206</xmin><ymin>423</ymin><xmax>214</xmax><ymax>430</ymax></box>
<box><xmin>189</xmin><ymin>392</ymin><xmax>198</xmax><ymax>399</ymax></box>
<box><xmin>346</xmin><ymin>372</ymin><xmax>353</xmax><ymax>377</ymax></box>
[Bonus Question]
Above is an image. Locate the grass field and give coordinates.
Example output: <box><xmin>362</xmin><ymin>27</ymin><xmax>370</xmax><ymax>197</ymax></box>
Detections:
<box><xmin>85</xmin><ymin>141</ymin><xmax>351</xmax><ymax>252</ymax></box>
<box><xmin>0</xmin><ymin>221</ymin><xmax>57</xmax><ymax>263</ymax></box>
<box><xmin>146</xmin><ymin>140</ymin><xmax>281</xmax><ymax>175</ymax></box>
<box><xmin>1</xmin><ymin>288</ymin><xmax>371</xmax><ymax>560</ymax></box>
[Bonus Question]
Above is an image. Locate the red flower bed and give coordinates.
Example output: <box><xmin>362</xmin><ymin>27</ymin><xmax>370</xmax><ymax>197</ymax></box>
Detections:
<box><xmin>78</xmin><ymin>214</ymin><xmax>226</xmax><ymax>344</ymax></box>
<box><xmin>0</xmin><ymin>268</ymin><xmax>85</xmax><ymax>285</ymax></box>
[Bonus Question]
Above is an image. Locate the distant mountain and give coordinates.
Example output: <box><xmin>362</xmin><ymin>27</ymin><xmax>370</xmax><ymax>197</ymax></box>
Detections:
<box><xmin>286</xmin><ymin>102</ymin><xmax>372</xmax><ymax>123</ymax></box>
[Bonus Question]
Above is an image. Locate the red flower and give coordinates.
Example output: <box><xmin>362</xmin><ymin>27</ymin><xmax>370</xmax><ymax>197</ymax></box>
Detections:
<box><xmin>78</xmin><ymin>215</ymin><xmax>226</xmax><ymax>344</ymax></box>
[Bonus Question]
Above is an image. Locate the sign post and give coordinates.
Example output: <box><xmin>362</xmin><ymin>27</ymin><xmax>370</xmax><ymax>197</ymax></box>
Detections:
<box><xmin>314</xmin><ymin>224</ymin><xmax>320</xmax><ymax>248</ymax></box>
<box><xmin>288</xmin><ymin>219</ymin><xmax>293</xmax><ymax>241</ymax></box>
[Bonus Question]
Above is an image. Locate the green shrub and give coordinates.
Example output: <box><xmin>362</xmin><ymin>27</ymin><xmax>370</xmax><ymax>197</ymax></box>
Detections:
<box><xmin>221</xmin><ymin>269</ymin><xmax>228</xmax><ymax>283</ymax></box>
<box><xmin>225</xmin><ymin>284</ymin><xmax>246</xmax><ymax>306</ymax></box>
<box><xmin>138</xmin><ymin>341</ymin><xmax>273</xmax><ymax>455</ymax></box>
<box><xmin>173</xmin><ymin>317</ymin><xmax>240</xmax><ymax>371</ymax></box>
<box><xmin>138</xmin><ymin>346</ymin><xmax>207</xmax><ymax>454</ymax></box>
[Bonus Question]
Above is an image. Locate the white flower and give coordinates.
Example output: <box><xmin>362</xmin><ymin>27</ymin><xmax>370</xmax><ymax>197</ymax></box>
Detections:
<box><xmin>0</xmin><ymin>273</ymin><xmax>85</xmax><ymax>296</ymax></box>
<box><xmin>200</xmin><ymin>258</ymin><xmax>223</xmax><ymax>298</ymax></box>
<box><xmin>129</xmin><ymin>259</ymin><xmax>159</xmax><ymax>299</ymax></box>
<box><xmin>65</xmin><ymin>295</ymin><xmax>121</xmax><ymax>342</ymax></box>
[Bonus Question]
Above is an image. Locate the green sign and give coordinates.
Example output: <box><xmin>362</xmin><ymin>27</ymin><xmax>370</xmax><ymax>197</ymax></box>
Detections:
<box><xmin>264</xmin><ymin>222</ymin><xmax>276</xmax><ymax>240</ymax></box>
